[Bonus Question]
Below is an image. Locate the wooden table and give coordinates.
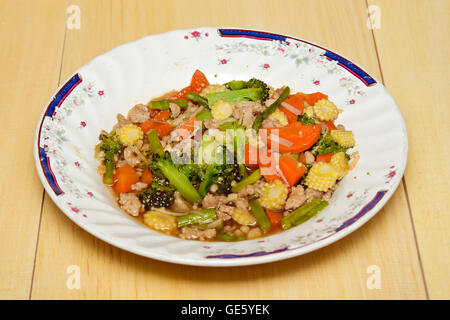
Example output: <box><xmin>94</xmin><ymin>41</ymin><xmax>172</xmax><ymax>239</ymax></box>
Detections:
<box><xmin>0</xmin><ymin>0</ymin><xmax>448</xmax><ymax>300</ymax></box>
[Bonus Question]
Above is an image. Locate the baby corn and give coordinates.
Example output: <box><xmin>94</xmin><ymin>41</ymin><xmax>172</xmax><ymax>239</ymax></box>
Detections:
<box><xmin>304</xmin><ymin>162</ymin><xmax>338</xmax><ymax>191</ymax></box>
<box><xmin>259</xmin><ymin>181</ymin><xmax>288</xmax><ymax>210</ymax></box>
<box><xmin>313</xmin><ymin>99</ymin><xmax>339</xmax><ymax>121</ymax></box>
<box><xmin>330</xmin><ymin>130</ymin><xmax>355</xmax><ymax>148</ymax></box>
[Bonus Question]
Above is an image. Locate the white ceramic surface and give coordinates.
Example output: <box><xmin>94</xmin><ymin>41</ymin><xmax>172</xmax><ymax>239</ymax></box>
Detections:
<box><xmin>34</xmin><ymin>27</ymin><xmax>408</xmax><ymax>266</ymax></box>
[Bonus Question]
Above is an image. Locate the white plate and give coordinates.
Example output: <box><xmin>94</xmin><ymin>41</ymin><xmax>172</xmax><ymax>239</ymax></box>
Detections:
<box><xmin>34</xmin><ymin>27</ymin><xmax>408</xmax><ymax>266</ymax></box>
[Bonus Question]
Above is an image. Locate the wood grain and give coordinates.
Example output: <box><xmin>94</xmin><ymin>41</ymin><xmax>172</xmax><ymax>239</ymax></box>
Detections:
<box><xmin>29</xmin><ymin>0</ymin><xmax>427</xmax><ymax>299</ymax></box>
<box><xmin>368</xmin><ymin>0</ymin><xmax>450</xmax><ymax>299</ymax></box>
<box><xmin>0</xmin><ymin>0</ymin><xmax>67</xmax><ymax>299</ymax></box>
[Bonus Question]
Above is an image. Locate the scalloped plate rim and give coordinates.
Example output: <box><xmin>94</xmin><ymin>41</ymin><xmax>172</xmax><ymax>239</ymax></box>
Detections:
<box><xmin>33</xmin><ymin>26</ymin><xmax>408</xmax><ymax>267</ymax></box>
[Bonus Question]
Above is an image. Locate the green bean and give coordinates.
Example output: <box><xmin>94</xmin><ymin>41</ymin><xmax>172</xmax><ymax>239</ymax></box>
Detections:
<box><xmin>218</xmin><ymin>120</ymin><xmax>244</xmax><ymax>131</ymax></box>
<box><xmin>239</xmin><ymin>164</ymin><xmax>248</xmax><ymax>178</ymax></box>
<box><xmin>148</xmin><ymin>100</ymin><xmax>170</xmax><ymax>110</ymax></box>
<box><xmin>281</xmin><ymin>199</ymin><xmax>328</xmax><ymax>230</ymax></box>
<box><xmin>147</xmin><ymin>130</ymin><xmax>164</xmax><ymax>156</ymax></box>
<box><xmin>231</xmin><ymin>169</ymin><xmax>261</xmax><ymax>193</ymax></box>
<box><xmin>252</xmin><ymin>86</ymin><xmax>290</xmax><ymax>131</ymax></box>
<box><xmin>173</xmin><ymin>99</ymin><xmax>188</xmax><ymax>108</ymax></box>
<box><xmin>187</xmin><ymin>92</ymin><xmax>209</xmax><ymax>108</ymax></box>
<box><xmin>148</xmin><ymin>99</ymin><xmax>188</xmax><ymax>110</ymax></box>
<box><xmin>249</xmin><ymin>200</ymin><xmax>271</xmax><ymax>233</ymax></box>
<box><xmin>281</xmin><ymin>200</ymin><xmax>320</xmax><ymax>229</ymax></box>
<box><xmin>177</xmin><ymin>209</ymin><xmax>216</xmax><ymax>227</ymax></box>
<box><xmin>195</xmin><ymin>109</ymin><xmax>213</xmax><ymax>121</ymax></box>
<box><xmin>292</xmin><ymin>201</ymin><xmax>328</xmax><ymax>226</ymax></box>
<box><xmin>195</xmin><ymin>220</ymin><xmax>223</xmax><ymax>230</ymax></box>
<box><xmin>198</xmin><ymin>164</ymin><xmax>218</xmax><ymax>198</ymax></box>
<box><xmin>102</xmin><ymin>151</ymin><xmax>115</xmax><ymax>185</ymax></box>
<box><xmin>213</xmin><ymin>221</ymin><xmax>224</xmax><ymax>231</ymax></box>
<box><xmin>216</xmin><ymin>233</ymin><xmax>246</xmax><ymax>242</ymax></box>
<box><xmin>218</xmin><ymin>121</ymin><xmax>238</xmax><ymax>130</ymax></box>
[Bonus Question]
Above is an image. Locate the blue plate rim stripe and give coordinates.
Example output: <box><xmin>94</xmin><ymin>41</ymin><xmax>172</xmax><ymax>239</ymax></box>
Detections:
<box><xmin>323</xmin><ymin>51</ymin><xmax>376</xmax><ymax>86</ymax></box>
<box><xmin>37</xmin><ymin>73</ymin><xmax>83</xmax><ymax>196</ymax></box>
<box><xmin>335</xmin><ymin>190</ymin><xmax>388</xmax><ymax>232</ymax></box>
<box><xmin>218</xmin><ymin>28</ymin><xmax>287</xmax><ymax>41</ymax></box>
<box><xmin>206</xmin><ymin>247</ymin><xmax>289</xmax><ymax>259</ymax></box>
<box><xmin>217</xmin><ymin>28</ymin><xmax>376</xmax><ymax>86</ymax></box>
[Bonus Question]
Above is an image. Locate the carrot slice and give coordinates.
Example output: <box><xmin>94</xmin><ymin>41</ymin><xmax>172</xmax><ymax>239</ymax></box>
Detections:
<box><xmin>169</xmin><ymin>70</ymin><xmax>209</xmax><ymax>101</ymax></box>
<box><xmin>298</xmin><ymin>152</ymin><xmax>307</xmax><ymax>165</ymax></box>
<box><xmin>149</xmin><ymin>109</ymin><xmax>159</xmax><ymax>118</ymax></box>
<box><xmin>141</xmin><ymin>168</ymin><xmax>153</xmax><ymax>184</ymax></box>
<box><xmin>260</xmin><ymin>165</ymin><xmax>282</xmax><ymax>183</ymax></box>
<box><xmin>153</xmin><ymin>110</ymin><xmax>171</xmax><ymax>122</ymax></box>
<box><xmin>303</xmin><ymin>92</ymin><xmax>328</xmax><ymax>106</ymax></box>
<box><xmin>278</xmin><ymin>155</ymin><xmax>307</xmax><ymax>186</ymax></box>
<box><xmin>189</xmin><ymin>69</ymin><xmax>209</xmax><ymax>93</ymax></box>
<box><xmin>316</xmin><ymin>153</ymin><xmax>333</xmax><ymax>163</ymax></box>
<box><xmin>287</xmin><ymin>124</ymin><xmax>321</xmax><ymax>153</ymax></box>
<box><xmin>113</xmin><ymin>174</ymin><xmax>140</xmax><ymax>193</ymax></box>
<box><xmin>168</xmin><ymin>87</ymin><xmax>191</xmax><ymax>101</ymax></box>
<box><xmin>264</xmin><ymin>122</ymin><xmax>321</xmax><ymax>153</ymax></box>
<box><xmin>115</xmin><ymin>163</ymin><xmax>136</xmax><ymax>175</ymax></box>
<box><xmin>113</xmin><ymin>164</ymin><xmax>140</xmax><ymax>193</ymax></box>
<box><xmin>257</xmin><ymin>150</ymin><xmax>306</xmax><ymax>185</ymax></box>
<box><xmin>140</xmin><ymin>119</ymin><xmax>156</xmax><ymax>133</ymax></box>
<box><xmin>280</xmin><ymin>93</ymin><xmax>305</xmax><ymax>123</ymax></box>
<box><xmin>266</xmin><ymin>210</ymin><xmax>283</xmax><ymax>229</ymax></box>
<box><xmin>154</xmin><ymin>123</ymin><xmax>172</xmax><ymax>137</ymax></box>
<box><xmin>177</xmin><ymin>117</ymin><xmax>199</xmax><ymax>139</ymax></box>
<box><xmin>139</xmin><ymin>119</ymin><xmax>172</xmax><ymax>137</ymax></box>
<box><xmin>245</xmin><ymin>144</ymin><xmax>259</xmax><ymax>168</ymax></box>
<box><xmin>257</xmin><ymin>148</ymin><xmax>282</xmax><ymax>183</ymax></box>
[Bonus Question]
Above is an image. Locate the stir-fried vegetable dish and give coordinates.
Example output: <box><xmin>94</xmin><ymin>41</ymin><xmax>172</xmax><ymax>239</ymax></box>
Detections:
<box><xmin>95</xmin><ymin>70</ymin><xmax>357</xmax><ymax>241</ymax></box>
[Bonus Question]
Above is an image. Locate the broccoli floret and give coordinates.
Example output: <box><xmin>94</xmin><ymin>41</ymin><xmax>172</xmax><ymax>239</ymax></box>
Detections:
<box><xmin>148</xmin><ymin>151</ymin><xmax>172</xmax><ymax>180</ymax></box>
<box><xmin>138</xmin><ymin>183</ymin><xmax>176</xmax><ymax>209</ymax></box>
<box><xmin>198</xmin><ymin>148</ymin><xmax>243</xmax><ymax>196</ymax></box>
<box><xmin>313</xmin><ymin>133</ymin><xmax>349</xmax><ymax>156</ymax></box>
<box><xmin>297</xmin><ymin>113</ymin><xmax>316</xmax><ymax>125</ymax></box>
<box><xmin>245</xmin><ymin>78</ymin><xmax>270</xmax><ymax>102</ymax></box>
<box><xmin>151</xmin><ymin>152</ymin><xmax>206</xmax><ymax>187</ymax></box>
<box><xmin>100</xmin><ymin>131</ymin><xmax>122</xmax><ymax>154</ymax></box>
<box><xmin>225</xmin><ymin>78</ymin><xmax>270</xmax><ymax>103</ymax></box>
<box><xmin>206</xmin><ymin>88</ymin><xmax>264</xmax><ymax>106</ymax></box>
<box><xmin>139</xmin><ymin>152</ymin><xmax>176</xmax><ymax>208</ymax></box>
<box><xmin>177</xmin><ymin>163</ymin><xmax>205</xmax><ymax>186</ymax></box>
<box><xmin>152</xmin><ymin>154</ymin><xmax>202</xmax><ymax>203</ymax></box>
<box><xmin>100</xmin><ymin>131</ymin><xmax>123</xmax><ymax>184</ymax></box>
<box><xmin>198</xmin><ymin>163</ymin><xmax>243</xmax><ymax>196</ymax></box>
<box><xmin>214</xmin><ymin>164</ymin><xmax>243</xmax><ymax>194</ymax></box>
<box><xmin>143</xmin><ymin>151</ymin><xmax>202</xmax><ymax>205</ymax></box>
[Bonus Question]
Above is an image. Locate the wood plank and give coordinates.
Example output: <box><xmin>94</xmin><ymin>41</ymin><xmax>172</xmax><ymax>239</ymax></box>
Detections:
<box><xmin>0</xmin><ymin>0</ymin><xmax>66</xmax><ymax>299</ymax></box>
<box><xmin>368</xmin><ymin>0</ymin><xmax>449</xmax><ymax>299</ymax></box>
<box><xmin>31</xmin><ymin>0</ymin><xmax>426</xmax><ymax>299</ymax></box>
